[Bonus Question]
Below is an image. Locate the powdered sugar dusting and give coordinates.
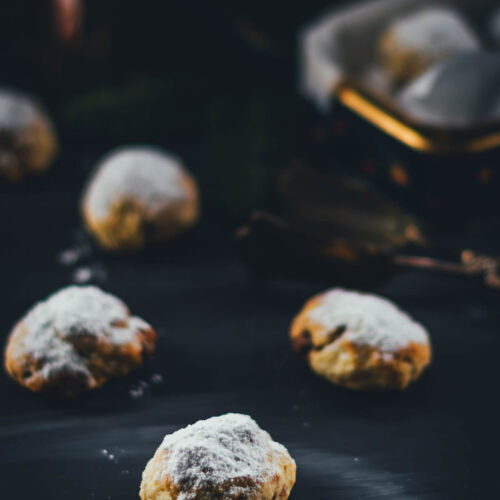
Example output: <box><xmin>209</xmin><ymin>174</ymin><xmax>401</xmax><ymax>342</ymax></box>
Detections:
<box><xmin>12</xmin><ymin>285</ymin><xmax>151</xmax><ymax>380</ymax></box>
<box><xmin>388</xmin><ymin>7</ymin><xmax>479</xmax><ymax>57</ymax></box>
<box><xmin>309</xmin><ymin>289</ymin><xmax>429</xmax><ymax>352</ymax></box>
<box><xmin>0</xmin><ymin>88</ymin><xmax>42</xmax><ymax>132</ymax></box>
<box><xmin>84</xmin><ymin>146</ymin><xmax>189</xmax><ymax>219</ymax></box>
<box><xmin>157</xmin><ymin>413</ymin><xmax>292</xmax><ymax>499</ymax></box>
<box><xmin>72</xmin><ymin>264</ymin><xmax>107</xmax><ymax>285</ymax></box>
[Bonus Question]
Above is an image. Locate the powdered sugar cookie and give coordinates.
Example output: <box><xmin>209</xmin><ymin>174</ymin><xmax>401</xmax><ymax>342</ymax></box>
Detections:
<box><xmin>0</xmin><ymin>88</ymin><xmax>57</xmax><ymax>182</ymax></box>
<box><xmin>377</xmin><ymin>7</ymin><xmax>479</xmax><ymax>86</ymax></box>
<box><xmin>82</xmin><ymin>146</ymin><xmax>199</xmax><ymax>252</ymax></box>
<box><xmin>4</xmin><ymin>285</ymin><xmax>156</xmax><ymax>396</ymax></box>
<box><xmin>140</xmin><ymin>413</ymin><xmax>296</xmax><ymax>500</ymax></box>
<box><xmin>290</xmin><ymin>288</ymin><xmax>431</xmax><ymax>390</ymax></box>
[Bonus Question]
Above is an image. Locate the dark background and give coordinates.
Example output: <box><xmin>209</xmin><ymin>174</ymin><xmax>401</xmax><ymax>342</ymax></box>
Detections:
<box><xmin>0</xmin><ymin>1</ymin><xmax>498</xmax><ymax>499</ymax></box>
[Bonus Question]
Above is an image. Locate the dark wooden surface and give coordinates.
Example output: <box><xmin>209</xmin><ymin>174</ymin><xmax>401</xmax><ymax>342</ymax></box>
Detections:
<box><xmin>0</xmin><ymin>148</ymin><xmax>498</xmax><ymax>499</ymax></box>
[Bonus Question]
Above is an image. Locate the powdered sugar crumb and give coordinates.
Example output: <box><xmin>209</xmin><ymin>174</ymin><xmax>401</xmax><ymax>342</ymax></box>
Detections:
<box><xmin>12</xmin><ymin>286</ymin><xmax>151</xmax><ymax>380</ymax></box>
<box><xmin>157</xmin><ymin>413</ymin><xmax>293</xmax><ymax>499</ymax></box>
<box><xmin>309</xmin><ymin>289</ymin><xmax>429</xmax><ymax>352</ymax></box>
<box><xmin>57</xmin><ymin>244</ymin><xmax>91</xmax><ymax>267</ymax></box>
<box><xmin>84</xmin><ymin>146</ymin><xmax>189</xmax><ymax>219</ymax></box>
<box><xmin>129</xmin><ymin>380</ymin><xmax>150</xmax><ymax>400</ymax></box>
<box><xmin>72</xmin><ymin>264</ymin><xmax>107</xmax><ymax>284</ymax></box>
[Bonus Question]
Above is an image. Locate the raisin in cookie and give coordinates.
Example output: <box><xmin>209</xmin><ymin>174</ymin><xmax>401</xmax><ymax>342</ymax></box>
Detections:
<box><xmin>290</xmin><ymin>288</ymin><xmax>431</xmax><ymax>390</ymax></box>
<box><xmin>0</xmin><ymin>88</ymin><xmax>57</xmax><ymax>182</ymax></box>
<box><xmin>140</xmin><ymin>413</ymin><xmax>296</xmax><ymax>500</ymax></box>
<box><xmin>4</xmin><ymin>285</ymin><xmax>156</xmax><ymax>396</ymax></box>
<box><xmin>82</xmin><ymin>146</ymin><xmax>199</xmax><ymax>252</ymax></box>
<box><xmin>377</xmin><ymin>7</ymin><xmax>479</xmax><ymax>86</ymax></box>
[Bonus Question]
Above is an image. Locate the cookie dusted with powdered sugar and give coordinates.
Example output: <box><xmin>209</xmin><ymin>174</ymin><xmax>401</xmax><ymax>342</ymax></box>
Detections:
<box><xmin>140</xmin><ymin>413</ymin><xmax>296</xmax><ymax>500</ymax></box>
<box><xmin>377</xmin><ymin>7</ymin><xmax>479</xmax><ymax>86</ymax></box>
<box><xmin>4</xmin><ymin>286</ymin><xmax>156</xmax><ymax>396</ymax></box>
<box><xmin>290</xmin><ymin>288</ymin><xmax>431</xmax><ymax>390</ymax></box>
<box><xmin>81</xmin><ymin>146</ymin><xmax>199</xmax><ymax>252</ymax></box>
<box><xmin>0</xmin><ymin>88</ymin><xmax>57</xmax><ymax>182</ymax></box>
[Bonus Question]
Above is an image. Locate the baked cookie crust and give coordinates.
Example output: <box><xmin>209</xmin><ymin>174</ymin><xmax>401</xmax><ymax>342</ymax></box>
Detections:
<box><xmin>140</xmin><ymin>413</ymin><xmax>296</xmax><ymax>500</ymax></box>
<box><xmin>4</xmin><ymin>285</ymin><xmax>156</xmax><ymax>396</ymax></box>
<box><xmin>82</xmin><ymin>146</ymin><xmax>199</xmax><ymax>252</ymax></box>
<box><xmin>0</xmin><ymin>89</ymin><xmax>57</xmax><ymax>182</ymax></box>
<box><xmin>290</xmin><ymin>288</ymin><xmax>431</xmax><ymax>390</ymax></box>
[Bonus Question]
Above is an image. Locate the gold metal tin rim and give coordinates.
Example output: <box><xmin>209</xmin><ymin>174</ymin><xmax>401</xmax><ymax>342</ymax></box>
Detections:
<box><xmin>336</xmin><ymin>83</ymin><xmax>500</xmax><ymax>154</ymax></box>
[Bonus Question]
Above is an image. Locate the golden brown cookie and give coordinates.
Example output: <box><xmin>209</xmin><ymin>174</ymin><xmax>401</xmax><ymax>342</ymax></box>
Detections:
<box><xmin>290</xmin><ymin>288</ymin><xmax>431</xmax><ymax>390</ymax></box>
<box><xmin>4</xmin><ymin>285</ymin><xmax>156</xmax><ymax>396</ymax></box>
<box><xmin>140</xmin><ymin>413</ymin><xmax>296</xmax><ymax>500</ymax></box>
<box><xmin>81</xmin><ymin>146</ymin><xmax>199</xmax><ymax>252</ymax></box>
<box><xmin>0</xmin><ymin>88</ymin><xmax>57</xmax><ymax>182</ymax></box>
<box><xmin>377</xmin><ymin>7</ymin><xmax>479</xmax><ymax>86</ymax></box>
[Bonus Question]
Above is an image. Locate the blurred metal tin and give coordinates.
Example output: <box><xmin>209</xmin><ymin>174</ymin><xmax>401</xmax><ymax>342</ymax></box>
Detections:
<box><xmin>301</xmin><ymin>0</ymin><xmax>500</xmax><ymax>225</ymax></box>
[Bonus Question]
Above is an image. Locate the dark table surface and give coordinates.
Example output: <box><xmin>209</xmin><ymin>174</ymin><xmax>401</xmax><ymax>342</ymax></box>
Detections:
<box><xmin>0</xmin><ymin>148</ymin><xmax>498</xmax><ymax>500</ymax></box>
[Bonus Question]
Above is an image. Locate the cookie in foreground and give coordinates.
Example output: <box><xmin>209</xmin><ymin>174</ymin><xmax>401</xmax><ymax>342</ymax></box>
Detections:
<box><xmin>140</xmin><ymin>413</ymin><xmax>296</xmax><ymax>500</ymax></box>
<box><xmin>4</xmin><ymin>285</ymin><xmax>156</xmax><ymax>396</ymax></box>
<box><xmin>290</xmin><ymin>288</ymin><xmax>431</xmax><ymax>390</ymax></box>
<box><xmin>0</xmin><ymin>88</ymin><xmax>57</xmax><ymax>182</ymax></box>
<box><xmin>81</xmin><ymin>146</ymin><xmax>199</xmax><ymax>252</ymax></box>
